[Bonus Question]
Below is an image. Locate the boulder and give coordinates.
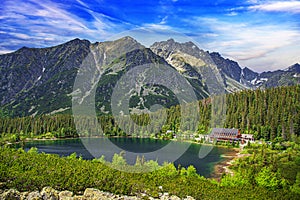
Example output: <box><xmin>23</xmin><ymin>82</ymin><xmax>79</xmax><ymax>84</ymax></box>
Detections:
<box><xmin>159</xmin><ymin>193</ymin><xmax>169</xmax><ymax>200</ymax></box>
<box><xmin>20</xmin><ymin>192</ymin><xmax>29</xmax><ymax>200</ymax></box>
<box><xmin>27</xmin><ymin>191</ymin><xmax>42</xmax><ymax>200</ymax></box>
<box><xmin>40</xmin><ymin>187</ymin><xmax>59</xmax><ymax>200</ymax></box>
<box><xmin>169</xmin><ymin>195</ymin><xmax>181</xmax><ymax>200</ymax></box>
<box><xmin>0</xmin><ymin>189</ymin><xmax>21</xmax><ymax>200</ymax></box>
<box><xmin>72</xmin><ymin>195</ymin><xmax>85</xmax><ymax>200</ymax></box>
<box><xmin>83</xmin><ymin>188</ymin><xmax>105</xmax><ymax>199</ymax></box>
<box><xmin>159</xmin><ymin>193</ymin><xmax>181</xmax><ymax>200</ymax></box>
<box><xmin>58</xmin><ymin>191</ymin><xmax>73</xmax><ymax>200</ymax></box>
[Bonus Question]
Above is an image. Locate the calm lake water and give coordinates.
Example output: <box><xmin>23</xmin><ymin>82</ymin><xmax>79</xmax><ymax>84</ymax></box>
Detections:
<box><xmin>19</xmin><ymin>138</ymin><xmax>234</xmax><ymax>177</ymax></box>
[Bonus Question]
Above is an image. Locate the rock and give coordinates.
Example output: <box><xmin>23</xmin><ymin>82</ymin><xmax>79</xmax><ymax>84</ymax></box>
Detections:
<box><xmin>59</xmin><ymin>197</ymin><xmax>74</xmax><ymax>200</ymax></box>
<box><xmin>20</xmin><ymin>192</ymin><xmax>29</xmax><ymax>200</ymax></box>
<box><xmin>72</xmin><ymin>196</ymin><xmax>85</xmax><ymax>200</ymax></box>
<box><xmin>58</xmin><ymin>191</ymin><xmax>73</xmax><ymax>200</ymax></box>
<box><xmin>119</xmin><ymin>196</ymin><xmax>140</xmax><ymax>200</ymax></box>
<box><xmin>83</xmin><ymin>188</ymin><xmax>105</xmax><ymax>199</ymax></box>
<box><xmin>159</xmin><ymin>193</ymin><xmax>181</xmax><ymax>200</ymax></box>
<box><xmin>169</xmin><ymin>195</ymin><xmax>181</xmax><ymax>200</ymax></box>
<box><xmin>0</xmin><ymin>189</ymin><xmax>21</xmax><ymax>200</ymax></box>
<box><xmin>40</xmin><ymin>187</ymin><xmax>59</xmax><ymax>200</ymax></box>
<box><xmin>159</xmin><ymin>193</ymin><xmax>169</xmax><ymax>200</ymax></box>
<box><xmin>27</xmin><ymin>191</ymin><xmax>42</xmax><ymax>200</ymax></box>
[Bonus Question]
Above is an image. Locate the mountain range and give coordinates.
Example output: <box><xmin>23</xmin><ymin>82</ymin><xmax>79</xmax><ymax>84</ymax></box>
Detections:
<box><xmin>0</xmin><ymin>37</ymin><xmax>299</xmax><ymax>117</ymax></box>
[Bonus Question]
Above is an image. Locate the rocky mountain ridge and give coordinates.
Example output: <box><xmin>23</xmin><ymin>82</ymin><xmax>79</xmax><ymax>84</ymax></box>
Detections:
<box><xmin>0</xmin><ymin>37</ymin><xmax>299</xmax><ymax>117</ymax></box>
<box><xmin>209</xmin><ymin>52</ymin><xmax>300</xmax><ymax>88</ymax></box>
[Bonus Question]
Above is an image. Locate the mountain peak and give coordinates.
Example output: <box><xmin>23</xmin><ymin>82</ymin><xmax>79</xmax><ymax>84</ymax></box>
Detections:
<box><xmin>66</xmin><ymin>38</ymin><xmax>90</xmax><ymax>44</ymax></box>
<box><xmin>286</xmin><ymin>63</ymin><xmax>300</xmax><ymax>73</ymax></box>
<box><xmin>152</xmin><ymin>39</ymin><xmax>198</xmax><ymax>49</ymax></box>
<box><xmin>150</xmin><ymin>39</ymin><xmax>205</xmax><ymax>59</ymax></box>
<box><xmin>209</xmin><ymin>52</ymin><xmax>221</xmax><ymax>57</ymax></box>
<box><xmin>117</xmin><ymin>36</ymin><xmax>137</xmax><ymax>42</ymax></box>
<box><xmin>166</xmin><ymin>38</ymin><xmax>175</xmax><ymax>43</ymax></box>
<box><xmin>16</xmin><ymin>46</ymin><xmax>30</xmax><ymax>52</ymax></box>
<box><xmin>105</xmin><ymin>36</ymin><xmax>144</xmax><ymax>49</ymax></box>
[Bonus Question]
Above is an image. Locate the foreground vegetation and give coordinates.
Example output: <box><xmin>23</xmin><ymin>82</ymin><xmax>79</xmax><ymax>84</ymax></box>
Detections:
<box><xmin>0</xmin><ymin>145</ymin><xmax>298</xmax><ymax>199</ymax></box>
<box><xmin>222</xmin><ymin>138</ymin><xmax>300</xmax><ymax>194</ymax></box>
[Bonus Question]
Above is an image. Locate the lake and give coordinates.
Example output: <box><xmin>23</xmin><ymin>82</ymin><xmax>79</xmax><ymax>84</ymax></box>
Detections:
<box><xmin>19</xmin><ymin>137</ymin><xmax>234</xmax><ymax>177</ymax></box>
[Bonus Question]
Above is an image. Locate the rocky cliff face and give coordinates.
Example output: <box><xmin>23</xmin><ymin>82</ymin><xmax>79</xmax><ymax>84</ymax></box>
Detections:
<box><xmin>150</xmin><ymin>39</ymin><xmax>229</xmax><ymax>95</ymax></box>
<box><xmin>150</xmin><ymin>39</ymin><xmax>250</xmax><ymax>93</ymax></box>
<box><xmin>209</xmin><ymin>52</ymin><xmax>300</xmax><ymax>89</ymax></box>
<box><xmin>0</xmin><ymin>37</ymin><xmax>299</xmax><ymax>117</ymax></box>
<box><xmin>241</xmin><ymin>64</ymin><xmax>300</xmax><ymax>88</ymax></box>
<box><xmin>209</xmin><ymin>52</ymin><xmax>241</xmax><ymax>82</ymax></box>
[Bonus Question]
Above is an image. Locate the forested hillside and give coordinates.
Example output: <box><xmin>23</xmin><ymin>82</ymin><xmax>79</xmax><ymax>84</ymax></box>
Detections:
<box><xmin>0</xmin><ymin>85</ymin><xmax>299</xmax><ymax>143</ymax></box>
<box><xmin>224</xmin><ymin>85</ymin><xmax>299</xmax><ymax>140</ymax></box>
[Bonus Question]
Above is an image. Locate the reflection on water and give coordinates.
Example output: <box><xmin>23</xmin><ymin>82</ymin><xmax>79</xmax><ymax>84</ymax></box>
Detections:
<box><xmin>17</xmin><ymin>138</ymin><xmax>234</xmax><ymax>177</ymax></box>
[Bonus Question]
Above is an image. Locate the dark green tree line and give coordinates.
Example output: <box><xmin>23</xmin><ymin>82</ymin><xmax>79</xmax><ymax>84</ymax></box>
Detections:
<box><xmin>0</xmin><ymin>85</ymin><xmax>299</xmax><ymax>141</ymax></box>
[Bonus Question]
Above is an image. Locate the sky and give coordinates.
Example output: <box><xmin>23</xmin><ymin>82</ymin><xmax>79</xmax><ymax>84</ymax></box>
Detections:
<box><xmin>0</xmin><ymin>0</ymin><xmax>299</xmax><ymax>72</ymax></box>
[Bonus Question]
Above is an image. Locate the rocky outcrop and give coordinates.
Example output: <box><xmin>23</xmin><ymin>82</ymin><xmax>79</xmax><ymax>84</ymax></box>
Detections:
<box><xmin>0</xmin><ymin>187</ymin><xmax>196</xmax><ymax>200</ymax></box>
<box><xmin>209</xmin><ymin>52</ymin><xmax>241</xmax><ymax>82</ymax></box>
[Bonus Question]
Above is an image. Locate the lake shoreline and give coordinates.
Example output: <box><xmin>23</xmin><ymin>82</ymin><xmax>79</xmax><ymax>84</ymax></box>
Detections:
<box><xmin>207</xmin><ymin>148</ymin><xmax>239</xmax><ymax>180</ymax></box>
<box><xmin>208</xmin><ymin>147</ymin><xmax>252</xmax><ymax>181</ymax></box>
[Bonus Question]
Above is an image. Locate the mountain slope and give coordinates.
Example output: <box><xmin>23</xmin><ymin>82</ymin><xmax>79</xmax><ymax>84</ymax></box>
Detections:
<box><xmin>0</xmin><ymin>37</ymin><xmax>299</xmax><ymax>117</ymax></box>
<box><xmin>0</xmin><ymin>37</ymin><xmax>211</xmax><ymax>117</ymax></box>
<box><xmin>150</xmin><ymin>39</ymin><xmax>247</xmax><ymax>93</ymax></box>
<box><xmin>209</xmin><ymin>52</ymin><xmax>300</xmax><ymax>89</ymax></box>
<box><xmin>0</xmin><ymin>39</ymin><xmax>91</xmax><ymax>116</ymax></box>
<box><xmin>0</xmin><ymin>37</ymin><xmax>146</xmax><ymax>116</ymax></box>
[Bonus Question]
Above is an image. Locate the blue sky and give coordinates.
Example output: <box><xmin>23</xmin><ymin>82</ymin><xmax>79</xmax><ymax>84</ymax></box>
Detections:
<box><xmin>0</xmin><ymin>0</ymin><xmax>299</xmax><ymax>72</ymax></box>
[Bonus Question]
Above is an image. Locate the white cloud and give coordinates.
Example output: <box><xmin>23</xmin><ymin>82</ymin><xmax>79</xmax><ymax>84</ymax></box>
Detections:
<box><xmin>4</xmin><ymin>0</ymin><xmax>90</xmax><ymax>32</ymax></box>
<box><xmin>142</xmin><ymin>23</ymin><xmax>173</xmax><ymax>31</ymax></box>
<box><xmin>0</xmin><ymin>0</ymin><xmax>127</xmax><ymax>52</ymax></box>
<box><xmin>0</xmin><ymin>49</ymin><xmax>14</xmax><ymax>54</ymax></box>
<box><xmin>185</xmin><ymin>17</ymin><xmax>300</xmax><ymax>71</ymax></box>
<box><xmin>249</xmin><ymin>1</ymin><xmax>300</xmax><ymax>13</ymax></box>
<box><xmin>10</xmin><ymin>33</ymin><xmax>31</xmax><ymax>40</ymax></box>
<box><xmin>247</xmin><ymin>0</ymin><xmax>258</xmax><ymax>3</ymax></box>
<box><xmin>226</xmin><ymin>12</ymin><xmax>238</xmax><ymax>16</ymax></box>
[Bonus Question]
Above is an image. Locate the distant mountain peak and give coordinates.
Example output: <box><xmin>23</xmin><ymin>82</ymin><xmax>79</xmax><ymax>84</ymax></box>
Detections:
<box><xmin>116</xmin><ymin>36</ymin><xmax>138</xmax><ymax>42</ymax></box>
<box><xmin>166</xmin><ymin>38</ymin><xmax>175</xmax><ymax>42</ymax></box>
<box><xmin>98</xmin><ymin>36</ymin><xmax>144</xmax><ymax>50</ymax></box>
<box><xmin>286</xmin><ymin>63</ymin><xmax>300</xmax><ymax>73</ymax></box>
<box><xmin>153</xmin><ymin>38</ymin><xmax>197</xmax><ymax>48</ymax></box>
<box><xmin>65</xmin><ymin>38</ymin><xmax>90</xmax><ymax>44</ymax></box>
<box><xmin>16</xmin><ymin>46</ymin><xmax>30</xmax><ymax>52</ymax></box>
